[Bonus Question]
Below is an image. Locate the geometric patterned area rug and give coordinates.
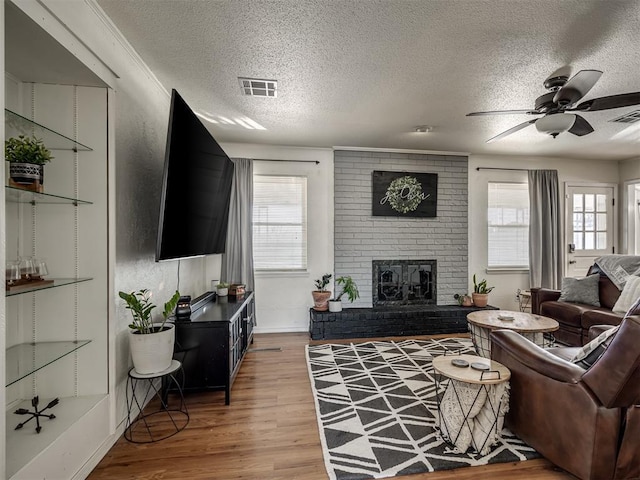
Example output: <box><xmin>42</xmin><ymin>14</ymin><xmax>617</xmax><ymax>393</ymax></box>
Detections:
<box><xmin>306</xmin><ymin>337</ymin><xmax>539</xmax><ymax>480</ymax></box>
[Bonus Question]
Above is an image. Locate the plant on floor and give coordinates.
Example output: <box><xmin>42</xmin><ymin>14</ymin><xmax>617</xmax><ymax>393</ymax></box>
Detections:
<box><xmin>119</xmin><ymin>289</ymin><xmax>180</xmax><ymax>334</ymax></box>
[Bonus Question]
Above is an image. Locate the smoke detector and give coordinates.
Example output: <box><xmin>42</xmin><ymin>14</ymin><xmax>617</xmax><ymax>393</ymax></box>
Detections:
<box><xmin>238</xmin><ymin>78</ymin><xmax>277</xmax><ymax>97</ymax></box>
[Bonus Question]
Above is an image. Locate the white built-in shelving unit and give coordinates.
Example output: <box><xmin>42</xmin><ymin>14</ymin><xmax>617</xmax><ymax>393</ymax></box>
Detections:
<box><xmin>4</xmin><ymin>62</ymin><xmax>111</xmax><ymax>480</ymax></box>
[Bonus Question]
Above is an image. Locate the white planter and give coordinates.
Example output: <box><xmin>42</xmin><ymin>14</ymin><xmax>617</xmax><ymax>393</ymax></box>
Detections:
<box><xmin>329</xmin><ymin>300</ymin><xmax>342</xmax><ymax>312</ymax></box>
<box><xmin>217</xmin><ymin>287</ymin><xmax>228</xmax><ymax>297</ymax></box>
<box><xmin>129</xmin><ymin>323</ymin><xmax>175</xmax><ymax>374</ymax></box>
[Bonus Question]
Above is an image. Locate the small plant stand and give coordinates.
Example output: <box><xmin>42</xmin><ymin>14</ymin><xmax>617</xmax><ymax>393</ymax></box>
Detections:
<box><xmin>124</xmin><ymin>359</ymin><xmax>189</xmax><ymax>443</ymax></box>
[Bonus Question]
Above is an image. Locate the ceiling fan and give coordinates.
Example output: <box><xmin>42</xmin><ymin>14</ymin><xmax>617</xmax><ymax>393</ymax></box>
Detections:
<box><xmin>467</xmin><ymin>69</ymin><xmax>640</xmax><ymax>143</ymax></box>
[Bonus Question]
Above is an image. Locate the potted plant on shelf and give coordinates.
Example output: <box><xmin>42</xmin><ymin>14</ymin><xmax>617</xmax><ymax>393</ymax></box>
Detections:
<box><xmin>216</xmin><ymin>281</ymin><xmax>229</xmax><ymax>297</ymax></box>
<box><xmin>472</xmin><ymin>274</ymin><xmax>494</xmax><ymax>308</ymax></box>
<box><xmin>454</xmin><ymin>293</ymin><xmax>473</xmax><ymax>307</ymax></box>
<box><xmin>312</xmin><ymin>273</ymin><xmax>332</xmax><ymax>311</ymax></box>
<box><xmin>5</xmin><ymin>134</ymin><xmax>53</xmax><ymax>193</ymax></box>
<box><xmin>119</xmin><ymin>289</ymin><xmax>180</xmax><ymax>374</ymax></box>
<box><xmin>329</xmin><ymin>276</ymin><xmax>360</xmax><ymax>312</ymax></box>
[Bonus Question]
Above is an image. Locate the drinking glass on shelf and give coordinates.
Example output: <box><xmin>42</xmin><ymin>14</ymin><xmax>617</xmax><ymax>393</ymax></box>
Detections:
<box><xmin>6</xmin><ymin>262</ymin><xmax>20</xmax><ymax>286</ymax></box>
<box><xmin>18</xmin><ymin>256</ymin><xmax>36</xmax><ymax>280</ymax></box>
<box><xmin>33</xmin><ymin>258</ymin><xmax>49</xmax><ymax>280</ymax></box>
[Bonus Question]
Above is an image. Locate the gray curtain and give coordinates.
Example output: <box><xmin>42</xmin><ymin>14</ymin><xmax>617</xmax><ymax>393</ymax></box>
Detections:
<box><xmin>222</xmin><ymin>158</ymin><xmax>254</xmax><ymax>291</ymax></box>
<box><xmin>528</xmin><ymin>169</ymin><xmax>562</xmax><ymax>289</ymax></box>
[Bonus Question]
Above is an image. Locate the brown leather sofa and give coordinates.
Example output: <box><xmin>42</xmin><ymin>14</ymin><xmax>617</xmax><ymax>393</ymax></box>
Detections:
<box><xmin>531</xmin><ymin>266</ymin><xmax>625</xmax><ymax>346</ymax></box>
<box><xmin>490</xmin><ymin>318</ymin><xmax>640</xmax><ymax>480</ymax></box>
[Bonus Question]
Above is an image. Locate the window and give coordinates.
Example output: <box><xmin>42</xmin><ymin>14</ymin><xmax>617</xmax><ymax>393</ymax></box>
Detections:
<box><xmin>488</xmin><ymin>182</ymin><xmax>529</xmax><ymax>268</ymax></box>
<box><xmin>253</xmin><ymin>175</ymin><xmax>307</xmax><ymax>270</ymax></box>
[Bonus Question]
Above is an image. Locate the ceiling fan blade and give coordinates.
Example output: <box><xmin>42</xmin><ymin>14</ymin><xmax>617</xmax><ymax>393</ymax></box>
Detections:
<box><xmin>571</xmin><ymin>92</ymin><xmax>640</xmax><ymax>112</ymax></box>
<box><xmin>553</xmin><ymin>69</ymin><xmax>603</xmax><ymax>106</ymax></box>
<box><xmin>486</xmin><ymin>119</ymin><xmax>538</xmax><ymax>143</ymax></box>
<box><xmin>568</xmin><ymin>114</ymin><xmax>594</xmax><ymax>136</ymax></box>
<box><xmin>467</xmin><ymin>109</ymin><xmax>539</xmax><ymax>116</ymax></box>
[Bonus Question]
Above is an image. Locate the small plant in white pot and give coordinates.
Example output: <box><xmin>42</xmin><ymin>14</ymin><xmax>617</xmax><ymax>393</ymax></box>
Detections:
<box><xmin>216</xmin><ymin>281</ymin><xmax>229</xmax><ymax>297</ymax></box>
<box><xmin>329</xmin><ymin>276</ymin><xmax>360</xmax><ymax>312</ymax></box>
<box><xmin>119</xmin><ymin>289</ymin><xmax>180</xmax><ymax>374</ymax></box>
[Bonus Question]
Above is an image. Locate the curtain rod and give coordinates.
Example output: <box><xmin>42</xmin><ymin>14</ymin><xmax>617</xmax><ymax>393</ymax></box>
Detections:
<box><xmin>253</xmin><ymin>159</ymin><xmax>320</xmax><ymax>164</ymax></box>
<box><xmin>476</xmin><ymin>167</ymin><xmax>528</xmax><ymax>171</ymax></box>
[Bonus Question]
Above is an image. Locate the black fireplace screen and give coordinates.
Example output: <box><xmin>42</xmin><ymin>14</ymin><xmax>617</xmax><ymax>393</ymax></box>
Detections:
<box><xmin>373</xmin><ymin>260</ymin><xmax>437</xmax><ymax>306</ymax></box>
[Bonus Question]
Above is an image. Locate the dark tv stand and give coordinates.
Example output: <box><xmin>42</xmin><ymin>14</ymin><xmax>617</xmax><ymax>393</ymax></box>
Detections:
<box><xmin>172</xmin><ymin>291</ymin><xmax>255</xmax><ymax>404</ymax></box>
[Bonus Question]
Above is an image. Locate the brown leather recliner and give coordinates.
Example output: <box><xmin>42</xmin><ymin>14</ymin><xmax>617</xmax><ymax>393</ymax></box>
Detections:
<box><xmin>490</xmin><ymin>317</ymin><xmax>640</xmax><ymax>480</ymax></box>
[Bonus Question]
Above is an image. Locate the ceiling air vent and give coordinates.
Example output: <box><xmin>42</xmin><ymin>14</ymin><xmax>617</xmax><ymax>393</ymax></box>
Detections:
<box><xmin>609</xmin><ymin>110</ymin><xmax>640</xmax><ymax>124</ymax></box>
<box><xmin>238</xmin><ymin>78</ymin><xmax>277</xmax><ymax>97</ymax></box>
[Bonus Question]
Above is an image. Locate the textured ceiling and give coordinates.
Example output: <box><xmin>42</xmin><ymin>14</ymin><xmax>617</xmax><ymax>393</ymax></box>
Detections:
<box><xmin>95</xmin><ymin>0</ymin><xmax>640</xmax><ymax>161</ymax></box>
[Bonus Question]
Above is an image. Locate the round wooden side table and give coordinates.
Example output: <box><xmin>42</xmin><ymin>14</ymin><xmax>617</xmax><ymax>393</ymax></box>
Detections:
<box><xmin>432</xmin><ymin>354</ymin><xmax>511</xmax><ymax>454</ymax></box>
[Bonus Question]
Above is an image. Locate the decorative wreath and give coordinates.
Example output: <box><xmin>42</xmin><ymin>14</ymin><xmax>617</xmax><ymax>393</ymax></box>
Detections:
<box><xmin>385</xmin><ymin>176</ymin><xmax>425</xmax><ymax>213</ymax></box>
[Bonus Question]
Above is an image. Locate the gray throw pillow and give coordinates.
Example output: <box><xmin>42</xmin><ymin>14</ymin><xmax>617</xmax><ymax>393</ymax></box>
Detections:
<box><xmin>558</xmin><ymin>274</ymin><xmax>600</xmax><ymax>307</ymax></box>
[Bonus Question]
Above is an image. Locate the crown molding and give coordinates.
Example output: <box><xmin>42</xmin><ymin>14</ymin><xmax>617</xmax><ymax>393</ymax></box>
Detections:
<box><xmin>84</xmin><ymin>0</ymin><xmax>169</xmax><ymax>98</ymax></box>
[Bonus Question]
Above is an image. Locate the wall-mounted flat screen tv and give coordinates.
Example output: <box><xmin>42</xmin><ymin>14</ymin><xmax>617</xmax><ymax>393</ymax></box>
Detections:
<box><xmin>156</xmin><ymin>89</ymin><xmax>234</xmax><ymax>261</ymax></box>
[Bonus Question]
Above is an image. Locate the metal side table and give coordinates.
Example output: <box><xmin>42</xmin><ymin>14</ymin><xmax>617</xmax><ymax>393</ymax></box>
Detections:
<box><xmin>125</xmin><ymin>359</ymin><xmax>189</xmax><ymax>443</ymax></box>
<box><xmin>432</xmin><ymin>354</ymin><xmax>510</xmax><ymax>455</ymax></box>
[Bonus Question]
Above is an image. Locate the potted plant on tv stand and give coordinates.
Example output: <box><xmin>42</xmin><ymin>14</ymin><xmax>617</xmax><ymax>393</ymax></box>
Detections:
<box><xmin>5</xmin><ymin>134</ymin><xmax>53</xmax><ymax>193</ymax></box>
<box><xmin>329</xmin><ymin>276</ymin><xmax>360</xmax><ymax>312</ymax></box>
<box><xmin>119</xmin><ymin>289</ymin><xmax>180</xmax><ymax>374</ymax></box>
<box><xmin>312</xmin><ymin>273</ymin><xmax>332</xmax><ymax>311</ymax></box>
<box><xmin>472</xmin><ymin>274</ymin><xmax>494</xmax><ymax>308</ymax></box>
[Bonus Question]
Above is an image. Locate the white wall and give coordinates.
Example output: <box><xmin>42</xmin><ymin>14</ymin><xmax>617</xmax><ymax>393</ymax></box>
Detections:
<box><xmin>469</xmin><ymin>154</ymin><xmax>620</xmax><ymax>310</ymax></box>
<box><xmin>219</xmin><ymin>143</ymin><xmax>334</xmax><ymax>333</ymax></box>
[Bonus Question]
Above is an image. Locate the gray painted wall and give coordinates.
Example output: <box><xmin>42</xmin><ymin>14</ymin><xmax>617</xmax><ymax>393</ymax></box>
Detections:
<box><xmin>333</xmin><ymin>150</ymin><xmax>468</xmax><ymax>307</ymax></box>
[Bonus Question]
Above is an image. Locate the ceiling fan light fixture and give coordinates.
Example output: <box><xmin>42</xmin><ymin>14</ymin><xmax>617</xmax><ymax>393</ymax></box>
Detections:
<box><xmin>535</xmin><ymin>113</ymin><xmax>576</xmax><ymax>138</ymax></box>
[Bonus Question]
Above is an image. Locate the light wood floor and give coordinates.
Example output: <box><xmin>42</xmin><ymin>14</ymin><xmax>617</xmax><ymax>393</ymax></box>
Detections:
<box><xmin>88</xmin><ymin>332</ymin><xmax>575</xmax><ymax>480</ymax></box>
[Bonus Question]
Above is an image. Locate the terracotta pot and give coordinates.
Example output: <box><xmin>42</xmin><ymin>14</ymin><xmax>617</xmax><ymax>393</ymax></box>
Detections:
<box><xmin>312</xmin><ymin>291</ymin><xmax>331</xmax><ymax>311</ymax></box>
<box><xmin>472</xmin><ymin>293</ymin><xmax>489</xmax><ymax>308</ymax></box>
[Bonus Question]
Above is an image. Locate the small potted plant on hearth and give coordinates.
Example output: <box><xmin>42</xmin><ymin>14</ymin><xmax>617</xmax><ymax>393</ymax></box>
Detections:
<box><xmin>472</xmin><ymin>274</ymin><xmax>494</xmax><ymax>308</ymax></box>
<box><xmin>312</xmin><ymin>273</ymin><xmax>332</xmax><ymax>311</ymax></box>
<box><xmin>119</xmin><ymin>289</ymin><xmax>181</xmax><ymax>374</ymax></box>
<box><xmin>329</xmin><ymin>276</ymin><xmax>360</xmax><ymax>312</ymax></box>
<box><xmin>5</xmin><ymin>134</ymin><xmax>53</xmax><ymax>193</ymax></box>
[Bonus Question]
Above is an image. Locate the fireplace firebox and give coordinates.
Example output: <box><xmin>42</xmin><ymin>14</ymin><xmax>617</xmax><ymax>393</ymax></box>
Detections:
<box><xmin>373</xmin><ymin>259</ymin><xmax>436</xmax><ymax>307</ymax></box>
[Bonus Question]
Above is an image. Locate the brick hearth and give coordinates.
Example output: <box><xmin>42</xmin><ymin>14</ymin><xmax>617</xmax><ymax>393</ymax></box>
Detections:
<box><xmin>309</xmin><ymin>305</ymin><xmax>498</xmax><ymax>340</ymax></box>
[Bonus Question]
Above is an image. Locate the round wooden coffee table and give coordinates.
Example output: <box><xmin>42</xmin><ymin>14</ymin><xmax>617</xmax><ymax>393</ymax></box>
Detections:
<box><xmin>466</xmin><ymin>310</ymin><xmax>559</xmax><ymax>358</ymax></box>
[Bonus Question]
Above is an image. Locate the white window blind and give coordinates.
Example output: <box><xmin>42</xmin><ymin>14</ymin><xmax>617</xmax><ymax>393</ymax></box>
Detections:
<box><xmin>253</xmin><ymin>175</ymin><xmax>307</xmax><ymax>270</ymax></box>
<box><xmin>488</xmin><ymin>182</ymin><xmax>529</xmax><ymax>268</ymax></box>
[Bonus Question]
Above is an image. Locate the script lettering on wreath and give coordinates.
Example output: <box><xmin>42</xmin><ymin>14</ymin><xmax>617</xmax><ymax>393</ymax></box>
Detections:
<box><xmin>372</xmin><ymin>171</ymin><xmax>437</xmax><ymax>217</ymax></box>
